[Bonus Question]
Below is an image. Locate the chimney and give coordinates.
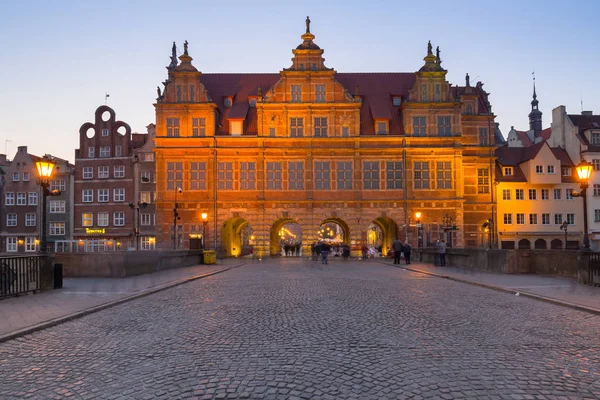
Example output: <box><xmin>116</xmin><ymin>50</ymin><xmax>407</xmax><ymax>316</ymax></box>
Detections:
<box><xmin>18</xmin><ymin>146</ymin><xmax>27</xmax><ymax>153</ymax></box>
<box><xmin>0</xmin><ymin>154</ymin><xmax>6</xmax><ymax>164</ymax></box>
<box><xmin>582</xmin><ymin>111</ymin><xmax>594</xmax><ymax>116</ymax></box>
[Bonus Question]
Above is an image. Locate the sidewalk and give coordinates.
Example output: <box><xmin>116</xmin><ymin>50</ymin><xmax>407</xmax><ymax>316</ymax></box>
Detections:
<box><xmin>382</xmin><ymin>260</ymin><xmax>600</xmax><ymax>314</ymax></box>
<box><xmin>0</xmin><ymin>259</ymin><xmax>243</xmax><ymax>341</ymax></box>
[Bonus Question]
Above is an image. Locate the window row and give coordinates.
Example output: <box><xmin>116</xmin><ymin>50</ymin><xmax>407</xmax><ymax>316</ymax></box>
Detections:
<box><xmin>82</xmin><ymin>165</ymin><xmax>126</xmax><ymax>179</ymax></box>
<box><xmin>12</xmin><ymin>172</ymin><xmax>31</xmax><ymax>182</ymax></box>
<box><xmin>502</xmin><ymin>188</ymin><xmax>575</xmax><ymax>200</ymax></box>
<box><xmin>503</xmin><ymin>213</ymin><xmax>575</xmax><ymax>225</ymax></box>
<box><xmin>86</xmin><ymin>145</ymin><xmax>123</xmax><ymax>158</ymax></box>
<box><xmin>503</xmin><ymin>166</ymin><xmax>571</xmax><ymax>177</ymax></box>
<box><xmin>81</xmin><ymin>212</ymin><xmax>155</xmax><ymax>227</ymax></box>
<box><xmin>6</xmin><ymin>237</ymin><xmax>37</xmax><ymax>252</ymax></box>
<box><xmin>5</xmin><ymin>192</ymin><xmax>38</xmax><ymax>206</ymax></box>
<box><xmin>6</xmin><ymin>213</ymin><xmax>37</xmax><ymax>227</ymax></box>
<box><xmin>81</xmin><ymin>188</ymin><xmax>127</xmax><ymax>203</ymax></box>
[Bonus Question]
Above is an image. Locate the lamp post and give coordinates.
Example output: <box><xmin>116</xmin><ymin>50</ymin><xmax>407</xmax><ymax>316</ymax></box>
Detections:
<box><xmin>201</xmin><ymin>212</ymin><xmax>208</xmax><ymax>249</ymax></box>
<box><xmin>128</xmin><ymin>201</ymin><xmax>148</xmax><ymax>250</ymax></box>
<box><xmin>35</xmin><ymin>156</ymin><xmax>57</xmax><ymax>254</ymax></box>
<box><xmin>415</xmin><ymin>211</ymin><xmax>422</xmax><ymax>261</ymax></box>
<box><xmin>572</xmin><ymin>160</ymin><xmax>593</xmax><ymax>250</ymax></box>
<box><xmin>560</xmin><ymin>221</ymin><xmax>569</xmax><ymax>249</ymax></box>
<box><xmin>173</xmin><ymin>187</ymin><xmax>182</xmax><ymax>249</ymax></box>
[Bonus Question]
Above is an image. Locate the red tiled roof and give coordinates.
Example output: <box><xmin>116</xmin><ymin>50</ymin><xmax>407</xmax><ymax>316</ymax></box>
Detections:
<box><xmin>538</xmin><ymin>127</ymin><xmax>551</xmax><ymax>141</ymax></box>
<box><xmin>494</xmin><ymin>163</ymin><xmax>526</xmax><ymax>182</ymax></box>
<box><xmin>516</xmin><ymin>130</ymin><xmax>532</xmax><ymax>146</ymax></box>
<box><xmin>550</xmin><ymin>147</ymin><xmax>574</xmax><ymax>167</ymax></box>
<box><xmin>227</xmin><ymin>102</ymin><xmax>249</xmax><ymax>120</ymax></box>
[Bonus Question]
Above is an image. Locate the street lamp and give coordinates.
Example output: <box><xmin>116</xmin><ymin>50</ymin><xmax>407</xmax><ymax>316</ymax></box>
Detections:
<box><xmin>173</xmin><ymin>187</ymin><xmax>182</xmax><ymax>249</ymax></box>
<box><xmin>572</xmin><ymin>160</ymin><xmax>593</xmax><ymax>250</ymax></box>
<box><xmin>128</xmin><ymin>201</ymin><xmax>148</xmax><ymax>250</ymax></box>
<box><xmin>482</xmin><ymin>218</ymin><xmax>493</xmax><ymax>248</ymax></box>
<box><xmin>415</xmin><ymin>211</ymin><xmax>423</xmax><ymax>261</ymax></box>
<box><xmin>201</xmin><ymin>212</ymin><xmax>208</xmax><ymax>249</ymax></box>
<box><xmin>35</xmin><ymin>156</ymin><xmax>58</xmax><ymax>253</ymax></box>
<box><xmin>560</xmin><ymin>221</ymin><xmax>569</xmax><ymax>249</ymax></box>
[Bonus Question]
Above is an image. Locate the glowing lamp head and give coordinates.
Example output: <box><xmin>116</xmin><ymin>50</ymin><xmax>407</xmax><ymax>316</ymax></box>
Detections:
<box><xmin>35</xmin><ymin>157</ymin><xmax>56</xmax><ymax>182</ymax></box>
<box><xmin>201</xmin><ymin>212</ymin><xmax>208</xmax><ymax>221</ymax></box>
<box><xmin>576</xmin><ymin>160</ymin><xmax>593</xmax><ymax>183</ymax></box>
<box><xmin>415</xmin><ymin>211</ymin><xmax>422</xmax><ymax>220</ymax></box>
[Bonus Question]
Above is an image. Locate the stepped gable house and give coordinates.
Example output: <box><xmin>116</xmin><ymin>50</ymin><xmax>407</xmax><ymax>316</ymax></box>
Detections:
<box><xmin>153</xmin><ymin>18</ymin><xmax>503</xmax><ymax>256</ymax></box>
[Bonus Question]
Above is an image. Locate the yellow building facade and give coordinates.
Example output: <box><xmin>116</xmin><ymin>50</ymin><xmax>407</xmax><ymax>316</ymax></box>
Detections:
<box><xmin>153</xmin><ymin>21</ymin><xmax>500</xmax><ymax>256</ymax></box>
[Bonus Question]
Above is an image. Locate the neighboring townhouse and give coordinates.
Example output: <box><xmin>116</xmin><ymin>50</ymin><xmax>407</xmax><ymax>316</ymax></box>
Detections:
<box><xmin>132</xmin><ymin>124</ymin><xmax>157</xmax><ymax>250</ymax></box>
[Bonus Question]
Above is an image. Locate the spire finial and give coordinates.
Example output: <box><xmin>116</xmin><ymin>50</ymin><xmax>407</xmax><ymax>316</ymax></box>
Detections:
<box><xmin>168</xmin><ymin>42</ymin><xmax>178</xmax><ymax>70</ymax></box>
<box><xmin>306</xmin><ymin>16</ymin><xmax>311</xmax><ymax>33</ymax></box>
<box><xmin>436</xmin><ymin>46</ymin><xmax>441</xmax><ymax>65</ymax></box>
<box><xmin>466</xmin><ymin>73</ymin><xmax>470</xmax><ymax>87</ymax></box>
<box><xmin>184</xmin><ymin>40</ymin><xmax>189</xmax><ymax>56</ymax></box>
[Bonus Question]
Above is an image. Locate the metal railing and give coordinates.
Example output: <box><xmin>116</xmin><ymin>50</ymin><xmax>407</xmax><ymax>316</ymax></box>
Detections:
<box><xmin>0</xmin><ymin>255</ymin><xmax>42</xmax><ymax>299</ymax></box>
<box><xmin>583</xmin><ymin>252</ymin><xmax>600</xmax><ymax>286</ymax></box>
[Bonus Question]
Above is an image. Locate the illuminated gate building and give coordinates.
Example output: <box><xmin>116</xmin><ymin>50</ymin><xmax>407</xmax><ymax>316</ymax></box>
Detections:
<box><xmin>154</xmin><ymin>19</ymin><xmax>503</xmax><ymax>256</ymax></box>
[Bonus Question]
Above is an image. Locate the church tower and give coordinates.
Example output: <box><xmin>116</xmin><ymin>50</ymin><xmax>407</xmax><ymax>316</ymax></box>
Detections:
<box><xmin>528</xmin><ymin>80</ymin><xmax>543</xmax><ymax>133</ymax></box>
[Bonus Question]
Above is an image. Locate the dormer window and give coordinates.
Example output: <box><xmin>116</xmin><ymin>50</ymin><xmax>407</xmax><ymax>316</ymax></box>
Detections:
<box><xmin>562</xmin><ymin>167</ymin><xmax>572</xmax><ymax>176</ymax></box>
<box><xmin>393</xmin><ymin>97</ymin><xmax>402</xmax><ymax>106</ymax></box>
<box><xmin>224</xmin><ymin>98</ymin><xmax>232</xmax><ymax>108</ymax></box>
<box><xmin>503</xmin><ymin>167</ymin><xmax>513</xmax><ymax>176</ymax></box>
<box><xmin>376</xmin><ymin>121</ymin><xmax>388</xmax><ymax>135</ymax></box>
<box><xmin>592</xmin><ymin>132</ymin><xmax>600</xmax><ymax>145</ymax></box>
<box><xmin>230</xmin><ymin>120</ymin><xmax>243</xmax><ymax>135</ymax></box>
<box><xmin>249</xmin><ymin>98</ymin><xmax>256</xmax><ymax>107</ymax></box>
<box><xmin>465</xmin><ymin>104</ymin><xmax>473</xmax><ymax>115</ymax></box>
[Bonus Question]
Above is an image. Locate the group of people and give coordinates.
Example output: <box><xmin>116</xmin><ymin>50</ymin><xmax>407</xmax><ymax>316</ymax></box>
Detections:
<box><xmin>391</xmin><ymin>238</ymin><xmax>412</xmax><ymax>265</ymax></box>
<box><xmin>282</xmin><ymin>242</ymin><xmax>302</xmax><ymax>257</ymax></box>
<box><xmin>311</xmin><ymin>242</ymin><xmax>351</xmax><ymax>264</ymax></box>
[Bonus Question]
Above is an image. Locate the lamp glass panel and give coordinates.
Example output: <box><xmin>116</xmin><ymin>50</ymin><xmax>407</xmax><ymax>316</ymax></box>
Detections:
<box><xmin>35</xmin><ymin>160</ymin><xmax>55</xmax><ymax>179</ymax></box>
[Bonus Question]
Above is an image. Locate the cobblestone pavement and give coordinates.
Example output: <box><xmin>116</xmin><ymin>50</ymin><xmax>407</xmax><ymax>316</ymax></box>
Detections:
<box><xmin>1</xmin><ymin>259</ymin><xmax>600</xmax><ymax>399</ymax></box>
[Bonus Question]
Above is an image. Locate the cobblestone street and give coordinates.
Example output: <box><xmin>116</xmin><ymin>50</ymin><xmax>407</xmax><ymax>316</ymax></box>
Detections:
<box><xmin>1</xmin><ymin>259</ymin><xmax>599</xmax><ymax>399</ymax></box>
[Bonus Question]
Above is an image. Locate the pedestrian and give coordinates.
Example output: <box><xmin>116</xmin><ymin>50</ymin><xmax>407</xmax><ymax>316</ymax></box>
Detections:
<box><xmin>403</xmin><ymin>242</ymin><xmax>412</xmax><ymax>264</ymax></box>
<box><xmin>392</xmin><ymin>237</ymin><xmax>403</xmax><ymax>264</ymax></box>
<box><xmin>361</xmin><ymin>244</ymin><xmax>368</xmax><ymax>260</ymax></box>
<box><xmin>438</xmin><ymin>239</ymin><xmax>447</xmax><ymax>267</ymax></box>
<box><xmin>342</xmin><ymin>244</ymin><xmax>350</xmax><ymax>261</ymax></box>
<box><xmin>321</xmin><ymin>242</ymin><xmax>330</xmax><ymax>264</ymax></box>
<box><xmin>314</xmin><ymin>242</ymin><xmax>322</xmax><ymax>262</ymax></box>
<box><xmin>434</xmin><ymin>240</ymin><xmax>440</xmax><ymax>266</ymax></box>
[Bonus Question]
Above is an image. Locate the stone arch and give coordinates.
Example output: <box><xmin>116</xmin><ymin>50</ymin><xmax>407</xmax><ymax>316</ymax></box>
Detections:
<box><xmin>518</xmin><ymin>238</ymin><xmax>531</xmax><ymax>250</ymax></box>
<box><xmin>270</xmin><ymin>217</ymin><xmax>302</xmax><ymax>256</ymax></box>
<box><xmin>221</xmin><ymin>217</ymin><xmax>251</xmax><ymax>257</ymax></box>
<box><xmin>534</xmin><ymin>238</ymin><xmax>547</xmax><ymax>249</ymax></box>
<box><xmin>319</xmin><ymin>217</ymin><xmax>350</xmax><ymax>243</ymax></box>
<box><xmin>550</xmin><ymin>239</ymin><xmax>562</xmax><ymax>249</ymax></box>
<box><xmin>371</xmin><ymin>216</ymin><xmax>399</xmax><ymax>255</ymax></box>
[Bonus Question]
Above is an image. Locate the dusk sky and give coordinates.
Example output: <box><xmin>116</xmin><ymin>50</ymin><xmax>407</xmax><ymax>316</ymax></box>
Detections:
<box><xmin>1</xmin><ymin>0</ymin><xmax>598</xmax><ymax>163</ymax></box>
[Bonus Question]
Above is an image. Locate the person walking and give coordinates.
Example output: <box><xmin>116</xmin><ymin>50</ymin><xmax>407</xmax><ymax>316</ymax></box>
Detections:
<box><xmin>438</xmin><ymin>239</ymin><xmax>447</xmax><ymax>267</ymax></box>
<box><xmin>392</xmin><ymin>237</ymin><xmax>403</xmax><ymax>264</ymax></box>
<box><xmin>321</xmin><ymin>242</ymin><xmax>330</xmax><ymax>264</ymax></box>
<box><xmin>314</xmin><ymin>242</ymin><xmax>322</xmax><ymax>262</ymax></box>
<box><xmin>403</xmin><ymin>242</ymin><xmax>412</xmax><ymax>264</ymax></box>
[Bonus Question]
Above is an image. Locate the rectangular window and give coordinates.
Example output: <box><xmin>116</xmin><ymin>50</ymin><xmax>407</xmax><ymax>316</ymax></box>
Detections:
<box><xmin>535</xmin><ymin>165</ymin><xmax>543</xmax><ymax>174</ymax></box>
<box><xmin>82</xmin><ymin>189</ymin><xmax>93</xmax><ymax>202</ymax></box>
<box><xmin>288</xmin><ymin>161</ymin><xmax>305</xmax><ymax>190</ymax></box>
<box><xmin>17</xmin><ymin>193</ymin><xmax>26</xmax><ymax>206</ymax></box>
<box><xmin>503</xmin><ymin>167</ymin><xmax>513</xmax><ymax>176</ymax></box>
<box><xmin>140</xmin><ymin>192</ymin><xmax>151</xmax><ymax>204</ymax></box>
<box><xmin>192</xmin><ymin>118</ymin><xmax>206</xmax><ymax>137</ymax></box>
<box><xmin>377</xmin><ymin>121</ymin><xmax>388</xmax><ymax>135</ymax></box>
<box><xmin>516</xmin><ymin>189</ymin><xmax>524</xmax><ymax>200</ymax></box>
<box><xmin>88</xmin><ymin>146</ymin><xmax>95</xmax><ymax>158</ymax></box>
<box><xmin>167</xmin><ymin>162</ymin><xmax>183</xmax><ymax>191</ymax></box>
<box><xmin>141</xmin><ymin>236</ymin><xmax>155</xmax><ymax>250</ymax></box>
<box><xmin>6</xmin><ymin>214</ymin><xmax>17</xmax><ymax>226</ymax></box>
<box><xmin>266</xmin><ymin>162</ymin><xmax>282</xmax><ymax>190</ymax></box>
<box><xmin>50</xmin><ymin>180</ymin><xmax>66</xmax><ymax>192</ymax></box>
<box><xmin>49</xmin><ymin>200</ymin><xmax>66</xmax><ymax>213</ymax></box>
<box><xmin>528</xmin><ymin>189</ymin><xmax>537</xmax><ymax>200</ymax></box>
<box><xmin>230</xmin><ymin>120</ymin><xmax>243</xmax><ymax>135</ymax></box>
<box><xmin>140</xmin><ymin>214</ymin><xmax>151</xmax><ymax>226</ymax></box>
<box><xmin>594</xmin><ymin>184</ymin><xmax>600</xmax><ymax>196</ymax></box>
<box><xmin>503</xmin><ymin>213</ymin><xmax>512</xmax><ymax>224</ymax></box>
<box><xmin>190</xmin><ymin>85</ymin><xmax>195</xmax><ymax>103</ymax></box>
<box><xmin>83</xmin><ymin>167</ymin><xmax>93</xmax><ymax>179</ymax></box>
<box><xmin>49</xmin><ymin>222</ymin><xmax>65</xmax><ymax>236</ymax></box>
<box><xmin>113</xmin><ymin>188</ymin><xmax>125</xmax><ymax>202</ymax></box>
<box><xmin>477</xmin><ymin>168</ymin><xmax>489</xmax><ymax>194</ymax></box>
<box><xmin>412</xmin><ymin>116</ymin><xmax>426</xmax><ymax>136</ymax></box>
<box><xmin>566</xmin><ymin>214</ymin><xmax>575</xmax><ymax>225</ymax></box>
<box><xmin>566</xmin><ymin>189</ymin><xmax>573</xmax><ymax>200</ymax></box>
<box><xmin>516</xmin><ymin>213</ymin><xmax>525</xmax><ymax>225</ymax></box>
<box><xmin>22</xmin><ymin>172</ymin><xmax>30</xmax><ymax>181</ymax></box>
<box><xmin>5</xmin><ymin>192</ymin><xmax>14</xmax><ymax>205</ymax></box>
<box><xmin>547</xmin><ymin>165</ymin><xmax>555</xmax><ymax>174</ymax></box>
<box><xmin>176</xmin><ymin>85</ymin><xmax>182</xmax><ymax>102</ymax></box>
<box><xmin>554</xmin><ymin>188</ymin><xmax>561</xmax><ymax>200</ymax></box>
<box><xmin>437</xmin><ymin>116</ymin><xmax>451</xmax><ymax>136</ymax></box>
<box><xmin>592</xmin><ymin>132</ymin><xmax>600</xmax><ymax>145</ymax></box>
<box><xmin>7</xmin><ymin>237</ymin><xmax>17</xmax><ymax>252</ymax></box>
<box><xmin>100</xmin><ymin>146</ymin><xmax>110</xmax><ymax>158</ymax></box>
<box><xmin>315</xmin><ymin>84</ymin><xmax>326</xmax><ymax>102</ymax></box>
<box><xmin>595</xmin><ymin>210</ymin><xmax>600</xmax><ymax>222</ymax></box>
<box><xmin>555</xmin><ymin>213</ymin><xmax>563</xmax><ymax>225</ymax></box>
<box><xmin>341</xmin><ymin>126</ymin><xmax>349</xmax><ymax>137</ymax></box>
<box><xmin>217</xmin><ymin>162</ymin><xmax>233</xmax><ymax>190</ymax></box>
<box><xmin>114</xmin><ymin>165</ymin><xmax>125</xmax><ymax>178</ymax></box>
<box><xmin>144</xmin><ymin>153</ymin><xmax>154</xmax><ymax>162</ymax></box>
<box><xmin>336</xmin><ymin>162</ymin><xmax>352</xmax><ymax>190</ymax></box>
<box><xmin>291</xmin><ymin>85</ymin><xmax>301</xmax><ymax>102</ymax></box>
<box><xmin>314</xmin><ymin>117</ymin><xmax>328</xmax><ymax>137</ymax></box>
<box><xmin>25</xmin><ymin>213</ymin><xmax>36</xmax><ymax>227</ymax></box>
<box><xmin>25</xmin><ymin>237</ymin><xmax>36</xmax><ymax>252</ymax></box>
<box><xmin>113</xmin><ymin>212</ymin><xmax>125</xmax><ymax>226</ymax></box>
<box><xmin>190</xmin><ymin>162</ymin><xmax>206</xmax><ymax>190</ymax></box>
<box><xmin>98</xmin><ymin>166</ymin><xmax>109</xmax><ymax>179</ymax></box>
<box><xmin>240</xmin><ymin>162</ymin><xmax>256</xmax><ymax>190</ymax></box>
<box><xmin>141</xmin><ymin>171</ymin><xmax>151</xmax><ymax>183</ymax></box>
<box><xmin>502</xmin><ymin>189</ymin><xmax>511</xmax><ymax>200</ymax></box>
<box><xmin>102</xmin><ymin>128</ymin><xmax>109</xmax><ymax>136</ymax></box>
<box><xmin>82</xmin><ymin>213</ymin><xmax>93</xmax><ymax>227</ymax></box>
<box><xmin>363</xmin><ymin>161</ymin><xmax>380</xmax><ymax>190</ymax></box>
<box><xmin>385</xmin><ymin>161</ymin><xmax>403</xmax><ymax>189</ymax></box>
<box><xmin>315</xmin><ymin>161</ymin><xmax>331</xmax><ymax>190</ymax></box>
<box><xmin>478</xmin><ymin>128</ymin><xmax>488</xmax><ymax>146</ymax></box>
<box><xmin>290</xmin><ymin>117</ymin><xmax>304</xmax><ymax>137</ymax></box>
<box><xmin>12</xmin><ymin>172</ymin><xmax>18</xmax><ymax>181</ymax></box>
<box><xmin>28</xmin><ymin>192</ymin><xmax>38</xmax><ymax>205</ymax></box>
<box><xmin>529</xmin><ymin>214</ymin><xmax>538</xmax><ymax>224</ymax></box>
<box><xmin>98</xmin><ymin>189</ymin><xmax>109</xmax><ymax>202</ymax></box>
<box><xmin>167</xmin><ymin>118</ymin><xmax>180</xmax><ymax>137</ymax></box>
<box><xmin>436</xmin><ymin>161</ymin><xmax>452</xmax><ymax>189</ymax></box>
<box><xmin>562</xmin><ymin>167</ymin><xmax>571</xmax><ymax>176</ymax></box>
<box><xmin>97</xmin><ymin>212</ymin><xmax>109</xmax><ymax>227</ymax></box>
<box><xmin>594</xmin><ymin>159</ymin><xmax>600</xmax><ymax>171</ymax></box>
<box><xmin>269</xmin><ymin>127</ymin><xmax>276</xmax><ymax>137</ymax></box>
<box><xmin>541</xmin><ymin>189</ymin><xmax>549</xmax><ymax>200</ymax></box>
<box><xmin>542</xmin><ymin>213</ymin><xmax>550</xmax><ymax>225</ymax></box>
<box><xmin>414</xmin><ymin>161</ymin><xmax>430</xmax><ymax>189</ymax></box>
<box><xmin>115</xmin><ymin>145</ymin><xmax>122</xmax><ymax>157</ymax></box>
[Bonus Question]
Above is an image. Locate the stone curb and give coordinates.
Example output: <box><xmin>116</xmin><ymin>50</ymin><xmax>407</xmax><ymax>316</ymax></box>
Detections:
<box><xmin>0</xmin><ymin>263</ymin><xmax>244</xmax><ymax>344</ymax></box>
<box><xmin>381</xmin><ymin>261</ymin><xmax>600</xmax><ymax>316</ymax></box>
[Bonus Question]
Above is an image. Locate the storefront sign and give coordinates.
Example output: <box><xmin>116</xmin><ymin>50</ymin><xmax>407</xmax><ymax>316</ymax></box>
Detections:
<box><xmin>86</xmin><ymin>228</ymin><xmax>106</xmax><ymax>234</ymax></box>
